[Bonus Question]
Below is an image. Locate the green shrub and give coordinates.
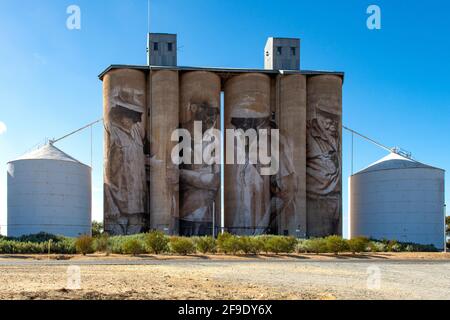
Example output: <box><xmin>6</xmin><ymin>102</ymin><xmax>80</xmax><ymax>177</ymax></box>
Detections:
<box><xmin>217</xmin><ymin>232</ymin><xmax>232</xmax><ymax>254</ymax></box>
<box><xmin>325</xmin><ymin>236</ymin><xmax>348</xmax><ymax>255</ymax></box>
<box><xmin>122</xmin><ymin>238</ymin><xmax>145</xmax><ymax>255</ymax></box>
<box><xmin>170</xmin><ymin>237</ymin><xmax>196</xmax><ymax>255</ymax></box>
<box><xmin>13</xmin><ymin>232</ymin><xmax>62</xmax><ymax>243</ymax></box>
<box><xmin>51</xmin><ymin>238</ymin><xmax>76</xmax><ymax>254</ymax></box>
<box><xmin>368</xmin><ymin>241</ymin><xmax>386</xmax><ymax>252</ymax></box>
<box><xmin>347</xmin><ymin>237</ymin><xmax>369</xmax><ymax>254</ymax></box>
<box><xmin>145</xmin><ymin>231</ymin><xmax>169</xmax><ymax>254</ymax></box>
<box><xmin>92</xmin><ymin>221</ymin><xmax>104</xmax><ymax>238</ymax></box>
<box><xmin>385</xmin><ymin>240</ymin><xmax>400</xmax><ymax>252</ymax></box>
<box><xmin>302</xmin><ymin>238</ymin><xmax>328</xmax><ymax>254</ymax></box>
<box><xmin>75</xmin><ymin>235</ymin><xmax>94</xmax><ymax>255</ymax></box>
<box><xmin>238</xmin><ymin>236</ymin><xmax>264</xmax><ymax>255</ymax></box>
<box><xmin>195</xmin><ymin>236</ymin><xmax>217</xmax><ymax>254</ymax></box>
<box><xmin>264</xmin><ymin>236</ymin><xmax>297</xmax><ymax>254</ymax></box>
<box><xmin>217</xmin><ymin>233</ymin><xmax>241</xmax><ymax>254</ymax></box>
<box><xmin>94</xmin><ymin>234</ymin><xmax>110</xmax><ymax>253</ymax></box>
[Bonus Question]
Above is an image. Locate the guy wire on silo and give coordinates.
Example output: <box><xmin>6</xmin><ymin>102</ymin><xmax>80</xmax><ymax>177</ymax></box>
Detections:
<box><xmin>50</xmin><ymin>118</ymin><xmax>103</xmax><ymax>169</ymax></box>
<box><xmin>343</xmin><ymin>125</ymin><xmax>415</xmax><ymax>175</ymax></box>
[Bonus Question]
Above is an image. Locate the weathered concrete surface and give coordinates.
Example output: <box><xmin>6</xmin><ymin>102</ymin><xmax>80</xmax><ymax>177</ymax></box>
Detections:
<box><xmin>149</xmin><ymin>70</ymin><xmax>179</xmax><ymax>234</ymax></box>
<box><xmin>179</xmin><ymin>71</ymin><xmax>221</xmax><ymax>236</ymax></box>
<box><xmin>224</xmin><ymin>73</ymin><xmax>271</xmax><ymax>235</ymax></box>
<box><xmin>103</xmin><ymin>69</ymin><xmax>148</xmax><ymax>235</ymax></box>
<box><xmin>275</xmin><ymin>74</ymin><xmax>307</xmax><ymax>236</ymax></box>
<box><xmin>306</xmin><ymin>75</ymin><xmax>343</xmax><ymax>237</ymax></box>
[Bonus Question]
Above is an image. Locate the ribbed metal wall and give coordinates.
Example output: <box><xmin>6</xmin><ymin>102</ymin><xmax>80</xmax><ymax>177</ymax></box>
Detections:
<box><xmin>7</xmin><ymin>145</ymin><xmax>91</xmax><ymax>237</ymax></box>
<box><xmin>349</xmin><ymin>154</ymin><xmax>445</xmax><ymax>250</ymax></box>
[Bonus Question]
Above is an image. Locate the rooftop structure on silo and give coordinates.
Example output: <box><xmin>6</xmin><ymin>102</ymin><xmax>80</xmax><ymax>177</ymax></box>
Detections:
<box><xmin>147</xmin><ymin>33</ymin><xmax>177</xmax><ymax>66</ymax></box>
<box><xmin>264</xmin><ymin>37</ymin><xmax>300</xmax><ymax>70</ymax></box>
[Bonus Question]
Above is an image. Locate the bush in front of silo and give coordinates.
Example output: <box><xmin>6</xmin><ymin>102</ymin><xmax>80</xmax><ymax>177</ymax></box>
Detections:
<box><xmin>145</xmin><ymin>231</ymin><xmax>169</xmax><ymax>254</ymax></box>
<box><xmin>297</xmin><ymin>238</ymin><xmax>325</xmax><ymax>254</ymax></box>
<box><xmin>195</xmin><ymin>236</ymin><xmax>217</xmax><ymax>254</ymax></box>
<box><xmin>325</xmin><ymin>236</ymin><xmax>348</xmax><ymax>255</ymax></box>
<box><xmin>75</xmin><ymin>235</ymin><xmax>94</xmax><ymax>255</ymax></box>
<box><xmin>347</xmin><ymin>237</ymin><xmax>370</xmax><ymax>254</ymax></box>
<box><xmin>122</xmin><ymin>238</ymin><xmax>145</xmax><ymax>255</ymax></box>
<box><xmin>169</xmin><ymin>237</ymin><xmax>196</xmax><ymax>255</ymax></box>
<box><xmin>94</xmin><ymin>233</ymin><xmax>110</xmax><ymax>253</ymax></box>
<box><xmin>218</xmin><ymin>233</ymin><xmax>241</xmax><ymax>255</ymax></box>
<box><xmin>263</xmin><ymin>236</ymin><xmax>297</xmax><ymax>254</ymax></box>
<box><xmin>237</xmin><ymin>236</ymin><xmax>264</xmax><ymax>255</ymax></box>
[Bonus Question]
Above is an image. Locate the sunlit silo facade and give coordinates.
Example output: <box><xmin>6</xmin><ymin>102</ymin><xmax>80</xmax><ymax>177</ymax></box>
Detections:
<box><xmin>7</xmin><ymin>143</ymin><xmax>91</xmax><ymax>237</ymax></box>
<box><xmin>349</xmin><ymin>153</ymin><xmax>445</xmax><ymax>250</ymax></box>
<box><xmin>99</xmin><ymin>34</ymin><xmax>344</xmax><ymax>237</ymax></box>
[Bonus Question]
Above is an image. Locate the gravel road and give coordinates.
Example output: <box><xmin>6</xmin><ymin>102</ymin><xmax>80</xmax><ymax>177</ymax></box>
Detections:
<box><xmin>0</xmin><ymin>257</ymin><xmax>448</xmax><ymax>300</ymax></box>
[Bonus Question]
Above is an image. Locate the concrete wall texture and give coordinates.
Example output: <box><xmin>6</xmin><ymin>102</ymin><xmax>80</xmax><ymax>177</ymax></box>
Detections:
<box><xmin>102</xmin><ymin>68</ymin><xmax>343</xmax><ymax>237</ymax></box>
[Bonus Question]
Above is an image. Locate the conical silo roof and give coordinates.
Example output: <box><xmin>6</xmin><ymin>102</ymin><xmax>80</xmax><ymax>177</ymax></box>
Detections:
<box><xmin>10</xmin><ymin>143</ymin><xmax>87</xmax><ymax>166</ymax></box>
<box><xmin>355</xmin><ymin>152</ymin><xmax>442</xmax><ymax>175</ymax></box>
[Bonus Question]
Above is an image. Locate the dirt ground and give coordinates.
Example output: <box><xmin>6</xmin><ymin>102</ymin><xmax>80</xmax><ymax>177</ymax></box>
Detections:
<box><xmin>0</xmin><ymin>253</ymin><xmax>449</xmax><ymax>300</ymax></box>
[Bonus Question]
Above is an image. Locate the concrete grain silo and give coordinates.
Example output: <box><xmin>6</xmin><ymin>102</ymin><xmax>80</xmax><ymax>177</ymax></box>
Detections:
<box><xmin>179</xmin><ymin>71</ymin><xmax>221</xmax><ymax>236</ymax></box>
<box><xmin>103</xmin><ymin>68</ymin><xmax>147</xmax><ymax>235</ymax></box>
<box><xmin>276</xmin><ymin>74</ymin><xmax>307</xmax><ymax>236</ymax></box>
<box><xmin>349</xmin><ymin>153</ymin><xmax>446</xmax><ymax>250</ymax></box>
<box><xmin>306</xmin><ymin>75</ymin><xmax>342</xmax><ymax>237</ymax></box>
<box><xmin>224</xmin><ymin>73</ymin><xmax>271</xmax><ymax>235</ymax></box>
<box><xmin>7</xmin><ymin>143</ymin><xmax>91</xmax><ymax>237</ymax></box>
<box><xmin>149</xmin><ymin>69</ymin><xmax>179</xmax><ymax>234</ymax></box>
<box><xmin>98</xmin><ymin>34</ymin><xmax>345</xmax><ymax>237</ymax></box>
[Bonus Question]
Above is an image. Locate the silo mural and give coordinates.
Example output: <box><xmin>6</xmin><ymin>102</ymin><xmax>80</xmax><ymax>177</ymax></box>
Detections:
<box><xmin>306</xmin><ymin>75</ymin><xmax>343</xmax><ymax>237</ymax></box>
<box><xmin>224</xmin><ymin>73</ymin><xmax>272</xmax><ymax>235</ymax></box>
<box><xmin>103</xmin><ymin>69</ymin><xmax>147</xmax><ymax>235</ymax></box>
<box><xmin>100</xmin><ymin>65</ymin><xmax>343</xmax><ymax>237</ymax></box>
<box><xmin>179</xmin><ymin>71</ymin><xmax>221</xmax><ymax>236</ymax></box>
<box><xmin>272</xmin><ymin>74</ymin><xmax>307</xmax><ymax>237</ymax></box>
<box><xmin>149</xmin><ymin>70</ymin><xmax>179</xmax><ymax>234</ymax></box>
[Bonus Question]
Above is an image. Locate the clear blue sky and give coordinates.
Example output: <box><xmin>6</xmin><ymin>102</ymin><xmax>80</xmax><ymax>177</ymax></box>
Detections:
<box><xmin>0</xmin><ymin>0</ymin><xmax>449</xmax><ymax>236</ymax></box>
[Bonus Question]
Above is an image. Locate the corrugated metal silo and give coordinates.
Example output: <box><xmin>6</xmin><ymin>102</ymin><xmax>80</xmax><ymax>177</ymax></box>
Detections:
<box><xmin>7</xmin><ymin>143</ymin><xmax>91</xmax><ymax>237</ymax></box>
<box><xmin>349</xmin><ymin>153</ymin><xmax>446</xmax><ymax>250</ymax></box>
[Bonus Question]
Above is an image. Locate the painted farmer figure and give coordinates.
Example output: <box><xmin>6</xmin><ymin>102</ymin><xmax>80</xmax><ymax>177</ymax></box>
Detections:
<box><xmin>179</xmin><ymin>103</ymin><xmax>220</xmax><ymax>236</ymax></box>
<box><xmin>268</xmin><ymin>120</ymin><xmax>299</xmax><ymax>235</ymax></box>
<box><xmin>228</xmin><ymin>107</ymin><xmax>272</xmax><ymax>235</ymax></box>
<box><xmin>104</xmin><ymin>87</ymin><xmax>147</xmax><ymax>235</ymax></box>
<box><xmin>306</xmin><ymin>108</ymin><xmax>341</xmax><ymax>235</ymax></box>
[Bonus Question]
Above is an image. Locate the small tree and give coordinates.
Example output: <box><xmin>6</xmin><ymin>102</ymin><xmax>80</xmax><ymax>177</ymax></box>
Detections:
<box><xmin>170</xmin><ymin>237</ymin><xmax>196</xmax><ymax>255</ymax></box>
<box><xmin>446</xmin><ymin>216</ymin><xmax>450</xmax><ymax>237</ymax></box>
<box><xmin>347</xmin><ymin>237</ymin><xmax>369</xmax><ymax>254</ymax></box>
<box><xmin>91</xmin><ymin>221</ymin><xmax>104</xmax><ymax>237</ymax></box>
<box><xmin>75</xmin><ymin>235</ymin><xmax>94</xmax><ymax>255</ymax></box>
<box><xmin>145</xmin><ymin>231</ymin><xmax>169</xmax><ymax>254</ymax></box>
<box><xmin>325</xmin><ymin>236</ymin><xmax>348</xmax><ymax>255</ymax></box>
